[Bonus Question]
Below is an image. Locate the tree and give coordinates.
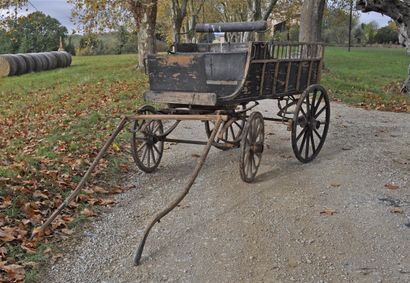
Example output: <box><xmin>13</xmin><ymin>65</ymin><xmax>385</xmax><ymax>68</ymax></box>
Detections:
<box><xmin>170</xmin><ymin>0</ymin><xmax>188</xmax><ymax>43</ymax></box>
<box><xmin>299</xmin><ymin>0</ymin><xmax>326</xmax><ymax>42</ymax></box>
<box><xmin>322</xmin><ymin>6</ymin><xmax>359</xmax><ymax>45</ymax></box>
<box><xmin>246</xmin><ymin>0</ymin><xmax>279</xmax><ymax>41</ymax></box>
<box><xmin>0</xmin><ymin>11</ymin><xmax>67</xmax><ymax>53</ymax></box>
<box><xmin>357</xmin><ymin>0</ymin><xmax>410</xmax><ymax>93</ymax></box>
<box><xmin>271</xmin><ymin>0</ymin><xmax>303</xmax><ymax>41</ymax></box>
<box><xmin>374</xmin><ymin>24</ymin><xmax>399</xmax><ymax>44</ymax></box>
<box><xmin>68</xmin><ymin>0</ymin><xmax>158</xmax><ymax>69</ymax></box>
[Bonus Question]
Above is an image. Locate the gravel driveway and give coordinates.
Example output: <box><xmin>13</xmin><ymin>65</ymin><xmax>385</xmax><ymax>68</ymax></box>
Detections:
<box><xmin>46</xmin><ymin>101</ymin><xmax>409</xmax><ymax>283</ymax></box>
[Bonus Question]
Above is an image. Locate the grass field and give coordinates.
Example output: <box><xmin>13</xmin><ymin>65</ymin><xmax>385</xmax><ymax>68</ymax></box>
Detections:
<box><xmin>323</xmin><ymin>47</ymin><xmax>410</xmax><ymax>111</ymax></box>
<box><xmin>0</xmin><ymin>47</ymin><xmax>409</xmax><ymax>281</ymax></box>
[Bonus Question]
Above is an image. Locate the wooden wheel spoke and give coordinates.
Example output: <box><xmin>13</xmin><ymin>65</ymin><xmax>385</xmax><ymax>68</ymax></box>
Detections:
<box><xmin>234</xmin><ymin>121</ymin><xmax>244</xmax><ymax>129</ymax></box>
<box><xmin>314</xmin><ymin>93</ymin><xmax>324</xmax><ymax>114</ymax></box>
<box><xmin>296</xmin><ymin>127</ymin><xmax>307</xmax><ymax>142</ymax></box>
<box><xmin>251</xmin><ymin>155</ymin><xmax>257</xmax><ymax>174</ymax></box>
<box><xmin>313</xmin><ymin>128</ymin><xmax>322</xmax><ymax>140</ymax></box>
<box><xmin>150</xmin><ymin>146</ymin><xmax>157</xmax><ymax>164</ymax></box>
<box><xmin>146</xmin><ymin>146</ymin><xmax>151</xmax><ymax>167</ymax></box>
<box><xmin>299</xmin><ymin>130</ymin><xmax>308</xmax><ymax>155</ymax></box>
<box><xmin>136</xmin><ymin>142</ymin><xmax>147</xmax><ymax>153</ymax></box>
<box><xmin>311</xmin><ymin>92</ymin><xmax>317</xmax><ymax>116</ymax></box>
<box><xmin>153</xmin><ymin>144</ymin><xmax>161</xmax><ymax>155</ymax></box>
<box><xmin>229</xmin><ymin>125</ymin><xmax>236</xmax><ymax>140</ymax></box>
<box><xmin>310</xmin><ymin>129</ymin><xmax>316</xmax><ymax>153</ymax></box>
<box><xmin>305</xmin><ymin>129</ymin><xmax>310</xmax><ymax>159</ymax></box>
<box><xmin>300</xmin><ymin>105</ymin><xmax>307</xmax><ymax>118</ymax></box>
<box><xmin>315</xmin><ymin>105</ymin><xmax>327</xmax><ymax>119</ymax></box>
<box><xmin>141</xmin><ymin>146</ymin><xmax>149</xmax><ymax>163</ymax></box>
<box><xmin>306</xmin><ymin>92</ymin><xmax>310</xmax><ymax>115</ymax></box>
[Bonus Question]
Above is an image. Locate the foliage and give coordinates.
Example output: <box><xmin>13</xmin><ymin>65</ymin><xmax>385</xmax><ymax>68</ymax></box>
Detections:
<box><xmin>0</xmin><ymin>11</ymin><xmax>67</xmax><ymax>53</ymax></box>
<box><xmin>362</xmin><ymin>21</ymin><xmax>378</xmax><ymax>44</ymax></box>
<box><xmin>374</xmin><ymin>23</ymin><xmax>399</xmax><ymax>44</ymax></box>
<box><xmin>322</xmin><ymin>6</ymin><xmax>359</xmax><ymax>45</ymax></box>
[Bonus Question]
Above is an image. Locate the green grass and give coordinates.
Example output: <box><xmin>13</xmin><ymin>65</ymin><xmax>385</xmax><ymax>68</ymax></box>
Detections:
<box><xmin>322</xmin><ymin>47</ymin><xmax>410</xmax><ymax>110</ymax></box>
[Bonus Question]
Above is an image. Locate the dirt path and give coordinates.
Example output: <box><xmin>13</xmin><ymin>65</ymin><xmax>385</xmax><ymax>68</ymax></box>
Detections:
<box><xmin>46</xmin><ymin>101</ymin><xmax>409</xmax><ymax>283</ymax></box>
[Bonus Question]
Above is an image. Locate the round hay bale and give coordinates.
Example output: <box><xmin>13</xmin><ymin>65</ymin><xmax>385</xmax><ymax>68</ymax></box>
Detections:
<box><xmin>18</xmin><ymin>54</ymin><xmax>36</xmax><ymax>73</ymax></box>
<box><xmin>50</xmin><ymin>51</ymin><xmax>67</xmax><ymax>68</ymax></box>
<box><xmin>1</xmin><ymin>55</ymin><xmax>18</xmax><ymax>76</ymax></box>
<box><xmin>29</xmin><ymin>53</ymin><xmax>43</xmax><ymax>72</ymax></box>
<box><xmin>43</xmin><ymin>52</ymin><xmax>57</xmax><ymax>69</ymax></box>
<box><xmin>37</xmin><ymin>53</ymin><xmax>49</xmax><ymax>70</ymax></box>
<box><xmin>61</xmin><ymin>51</ymin><xmax>72</xmax><ymax>67</ymax></box>
<box><xmin>11</xmin><ymin>54</ymin><xmax>27</xmax><ymax>75</ymax></box>
<box><xmin>0</xmin><ymin>55</ymin><xmax>11</xmax><ymax>77</ymax></box>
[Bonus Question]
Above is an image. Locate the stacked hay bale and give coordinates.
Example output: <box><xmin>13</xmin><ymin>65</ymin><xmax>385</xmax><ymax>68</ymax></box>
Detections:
<box><xmin>0</xmin><ymin>51</ymin><xmax>72</xmax><ymax>77</ymax></box>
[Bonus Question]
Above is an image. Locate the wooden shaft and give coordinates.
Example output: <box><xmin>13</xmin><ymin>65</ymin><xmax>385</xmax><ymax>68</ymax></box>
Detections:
<box><xmin>134</xmin><ymin>117</ymin><xmax>223</xmax><ymax>265</ymax></box>
<box><xmin>31</xmin><ymin>117</ymin><xmax>129</xmax><ymax>238</ymax></box>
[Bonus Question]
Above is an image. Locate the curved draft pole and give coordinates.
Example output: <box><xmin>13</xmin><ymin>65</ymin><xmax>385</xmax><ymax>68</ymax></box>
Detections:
<box><xmin>30</xmin><ymin>117</ymin><xmax>129</xmax><ymax>239</ymax></box>
<box><xmin>134</xmin><ymin>116</ymin><xmax>224</xmax><ymax>266</ymax></box>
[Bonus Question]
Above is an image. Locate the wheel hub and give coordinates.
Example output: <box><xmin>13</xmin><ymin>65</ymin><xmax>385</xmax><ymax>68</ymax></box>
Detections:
<box><xmin>251</xmin><ymin>142</ymin><xmax>264</xmax><ymax>154</ymax></box>
<box><xmin>146</xmin><ymin>135</ymin><xmax>158</xmax><ymax>146</ymax></box>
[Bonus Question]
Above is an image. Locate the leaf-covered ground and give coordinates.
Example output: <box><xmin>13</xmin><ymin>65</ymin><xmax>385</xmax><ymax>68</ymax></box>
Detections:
<box><xmin>0</xmin><ymin>48</ymin><xmax>409</xmax><ymax>282</ymax></box>
<box><xmin>0</xmin><ymin>54</ymin><xmax>146</xmax><ymax>282</ymax></box>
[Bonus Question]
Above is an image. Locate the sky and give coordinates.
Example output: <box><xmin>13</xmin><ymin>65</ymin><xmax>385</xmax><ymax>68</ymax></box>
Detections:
<box><xmin>1</xmin><ymin>0</ymin><xmax>394</xmax><ymax>32</ymax></box>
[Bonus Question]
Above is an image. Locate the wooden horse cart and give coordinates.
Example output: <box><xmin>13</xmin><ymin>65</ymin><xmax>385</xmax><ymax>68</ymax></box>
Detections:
<box><xmin>34</xmin><ymin>21</ymin><xmax>330</xmax><ymax>265</ymax></box>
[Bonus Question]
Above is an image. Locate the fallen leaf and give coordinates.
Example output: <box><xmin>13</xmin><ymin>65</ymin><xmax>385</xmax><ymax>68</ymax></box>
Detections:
<box><xmin>30</xmin><ymin>227</ymin><xmax>44</xmax><ymax>239</ymax></box>
<box><xmin>320</xmin><ymin>208</ymin><xmax>336</xmax><ymax>216</ymax></box>
<box><xmin>98</xmin><ymin>199</ymin><xmax>116</xmax><ymax>206</ymax></box>
<box><xmin>0</xmin><ymin>197</ymin><xmax>12</xmax><ymax>209</ymax></box>
<box><xmin>390</xmin><ymin>207</ymin><xmax>404</xmax><ymax>214</ymax></box>
<box><xmin>112</xmin><ymin>143</ymin><xmax>121</xmax><ymax>152</ymax></box>
<box><xmin>92</xmin><ymin>186</ymin><xmax>109</xmax><ymax>194</ymax></box>
<box><xmin>0</xmin><ymin>263</ymin><xmax>25</xmax><ymax>282</ymax></box>
<box><xmin>0</xmin><ymin>229</ymin><xmax>15</xmax><ymax>242</ymax></box>
<box><xmin>191</xmin><ymin>153</ymin><xmax>201</xmax><ymax>158</ymax></box>
<box><xmin>33</xmin><ymin>190</ymin><xmax>48</xmax><ymax>200</ymax></box>
<box><xmin>81</xmin><ymin>208</ymin><xmax>96</xmax><ymax>217</ymax></box>
<box><xmin>385</xmin><ymin>183</ymin><xmax>399</xmax><ymax>190</ymax></box>
<box><xmin>110</xmin><ymin>187</ymin><xmax>123</xmax><ymax>194</ymax></box>
<box><xmin>61</xmin><ymin>228</ymin><xmax>74</xmax><ymax>235</ymax></box>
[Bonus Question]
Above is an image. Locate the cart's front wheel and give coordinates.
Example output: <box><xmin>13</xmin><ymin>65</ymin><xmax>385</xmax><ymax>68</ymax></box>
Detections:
<box><xmin>204</xmin><ymin>105</ymin><xmax>246</xmax><ymax>150</ymax></box>
<box><xmin>240</xmin><ymin>112</ymin><xmax>264</xmax><ymax>183</ymax></box>
<box><xmin>291</xmin><ymin>85</ymin><xmax>330</xmax><ymax>163</ymax></box>
<box><xmin>131</xmin><ymin>106</ymin><xmax>164</xmax><ymax>173</ymax></box>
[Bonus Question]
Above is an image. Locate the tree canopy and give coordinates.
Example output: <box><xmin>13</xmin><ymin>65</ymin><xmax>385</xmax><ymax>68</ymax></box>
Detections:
<box><xmin>0</xmin><ymin>11</ymin><xmax>67</xmax><ymax>53</ymax></box>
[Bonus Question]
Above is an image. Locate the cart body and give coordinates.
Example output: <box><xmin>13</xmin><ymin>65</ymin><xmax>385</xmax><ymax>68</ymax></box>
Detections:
<box><xmin>144</xmin><ymin>41</ymin><xmax>324</xmax><ymax>107</ymax></box>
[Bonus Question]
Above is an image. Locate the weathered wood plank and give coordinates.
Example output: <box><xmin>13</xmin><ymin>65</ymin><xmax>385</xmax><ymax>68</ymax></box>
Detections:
<box><xmin>144</xmin><ymin>91</ymin><xmax>217</xmax><ymax>106</ymax></box>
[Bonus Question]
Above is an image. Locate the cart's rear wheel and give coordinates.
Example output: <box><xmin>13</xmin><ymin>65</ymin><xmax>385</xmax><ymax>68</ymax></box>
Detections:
<box><xmin>131</xmin><ymin>106</ymin><xmax>164</xmax><ymax>173</ymax></box>
<box><xmin>204</xmin><ymin>105</ymin><xmax>246</xmax><ymax>150</ymax></box>
<box><xmin>291</xmin><ymin>85</ymin><xmax>330</xmax><ymax>163</ymax></box>
<box><xmin>240</xmin><ymin>111</ymin><xmax>264</xmax><ymax>183</ymax></box>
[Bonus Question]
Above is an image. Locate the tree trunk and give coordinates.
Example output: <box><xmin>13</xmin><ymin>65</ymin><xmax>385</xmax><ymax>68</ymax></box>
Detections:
<box><xmin>171</xmin><ymin>0</ymin><xmax>188</xmax><ymax>44</ymax></box>
<box><xmin>128</xmin><ymin>0</ymin><xmax>158</xmax><ymax>70</ymax></box>
<box><xmin>357</xmin><ymin>0</ymin><xmax>410</xmax><ymax>93</ymax></box>
<box><xmin>299</xmin><ymin>0</ymin><xmax>326</xmax><ymax>43</ymax></box>
<box><xmin>244</xmin><ymin>0</ymin><xmax>278</xmax><ymax>42</ymax></box>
